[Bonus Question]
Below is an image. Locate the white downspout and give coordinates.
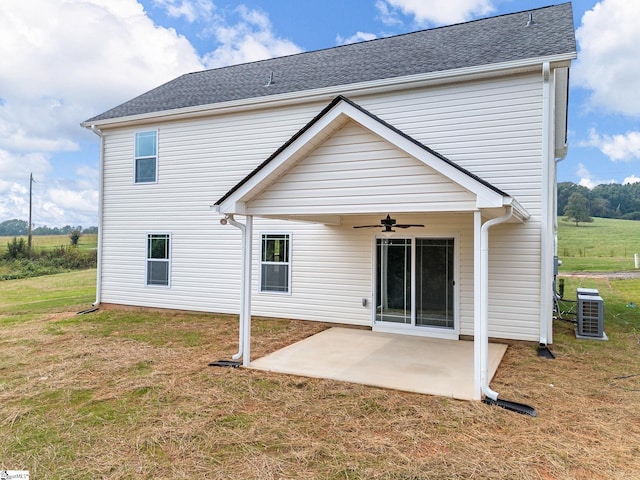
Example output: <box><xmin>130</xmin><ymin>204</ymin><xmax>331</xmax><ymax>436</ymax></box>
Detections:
<box><xmin>540</xmin><ymin>61</ymin><xmax>553</xmax><ymax>347</ymax></box>
<box><xmin>242</xmin><ymin>215</ymin><xmax>253</xmax><ymax>367</ymax></box>
<box><xmin>223</xmin><ymin>214</ymin><xmax>253</xmax><ymax>366</ymax></box>
<box><xmin>480</xmin><ymin>205</ymin><xmax>513</xmax><ymax>401</ymax></box>
<box><xmin>89</xmin><ymin>125</ymin><xmax>104</xmax><ymax>307</ymax></box>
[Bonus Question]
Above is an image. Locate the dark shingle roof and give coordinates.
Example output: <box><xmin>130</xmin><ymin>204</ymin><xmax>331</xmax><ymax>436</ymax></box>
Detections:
<box><xmin>85</xmin><ymin>3</ymin><xmax>575</xmax><ymax>123</ymax></box>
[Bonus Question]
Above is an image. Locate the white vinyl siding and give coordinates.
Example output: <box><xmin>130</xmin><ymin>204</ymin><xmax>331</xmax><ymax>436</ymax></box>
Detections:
<box><xmin>98</xmin><ymin>71</ymin><xmax>547</xmax><ymax>341</ymax></box>
<box><xmin>248</xmin><ymin>121</ymin><xmax>476</xmax><ymax>215</ymax></box>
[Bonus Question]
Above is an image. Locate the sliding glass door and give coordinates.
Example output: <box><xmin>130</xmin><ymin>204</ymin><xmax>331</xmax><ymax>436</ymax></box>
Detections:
<box><xmin>376</xmin><ymin>237</ymin><xmax>455</xmax><ymax>333</ymax></box>
<box><xmin>416</xmin><ymin>238</ymin><xmax>454</xmax><ymax>328</ymax></box>
<box><xmin>376</xmin><ymin>238</ymin><xmax>412</xmax><ymax>323</ymax></box>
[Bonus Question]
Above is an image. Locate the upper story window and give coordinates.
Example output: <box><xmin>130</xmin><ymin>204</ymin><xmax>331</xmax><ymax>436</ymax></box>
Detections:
<box><xmin>135</xmin><ymin>130</ymin><xmax>157</xmax><ymax>183</ymax></box>
<box><xmin>260</xmin><ymin>233</ymin><xmax>291</xmax><ymax>294</ymax></box>
<box><xmin>146</xmin><ymin>233</ymin><xmax>170</xmax><ymax>286</ymax></box>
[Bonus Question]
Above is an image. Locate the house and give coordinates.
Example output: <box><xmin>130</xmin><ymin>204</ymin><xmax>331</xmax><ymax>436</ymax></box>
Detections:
<box><xmin>82</xmin><ymin>3</ymin><xmax>576</xmax><ymax>401</ymax></box>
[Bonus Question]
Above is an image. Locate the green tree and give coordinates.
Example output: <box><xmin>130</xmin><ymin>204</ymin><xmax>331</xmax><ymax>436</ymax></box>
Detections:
<box><xmin>557</xmin><ymin>182</ymin><xmax>591</xmax><ymax>216</ymax></box>
<box><xmin>69</xmin><ymin>228</ymin><xmax>82</xmax><ymax>246</ymax></box>
<box><xmin>0</xmin><ymin>219</ymin><xmax>28</xmax><ymax>236</ymax></box>
<box><xmin>564</xmin><ymin>192</ymin><xmax>593</xmax><ymax>226</ymax></box>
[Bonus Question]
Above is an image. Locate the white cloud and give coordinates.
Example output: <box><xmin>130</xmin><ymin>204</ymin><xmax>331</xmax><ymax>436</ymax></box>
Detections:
<box><xmin>201</xmin><ymin>6</ymin><xmax>302</xmax><ymax>69</ymax></box>
<box><xmin>576</xmin><ymin>163</ymin><xmax>615</xmax><ymax>190</ymax></box>
<box><xmin>0</xmin><ymin>0</ymin><xmax>204</xmax><ymax>226</ymax></box>
<box><xmin>376</xmin><ymin>0</ymin><xmax>495</xmax><ymax>26</ymax></box>
<box><xmin>583</xmin><ymin>129</ymin><xmax>640</xmax><ymax>162</ymax></box>
<box><xmin>0</xmin><ymin>1</ymin><xmax>305</xmax><ymax>226</ymax></box>
<box><xmin>574</xmin><ymin>0</ymin><xmax>640</xmax><ymax>116</ymax></box>
<box><xmin>623</xmin><ymin>175</ymin><xmax>640</xmax><ymax>185</ymax></box>
<box><xmin>337</xmin><ymin>32</ymin><xmax>377</xmax><ymax>46</ymax></box>
<box><xmin>0</xmin><ymin>150</ymin><xmax>50</xmax><ymax>224</ymax></box>
<box><xmin>152</xmin><ymin>0</ymin><xmax>216</xmax><ymax>22</ymax></box>
<box><xmin>375</xmin><ymin>0</ymin><xmax>403</xmax><ymax>27</ymax></box>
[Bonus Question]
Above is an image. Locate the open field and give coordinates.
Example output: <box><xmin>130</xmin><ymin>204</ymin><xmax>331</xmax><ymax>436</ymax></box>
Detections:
<box><xmin>1</xmin><ymin>270</ymin><xmax>639</xmax><ymax>479</ymax></box>
<box><xmin>0</xmin><ymin>234</ymin><xmax>98</xmax><ymax>254</ymax></box>
<box><xmin>557</xmin><ymin>217</ymin><xmax>640</xmax><ymax>272</ymax></box>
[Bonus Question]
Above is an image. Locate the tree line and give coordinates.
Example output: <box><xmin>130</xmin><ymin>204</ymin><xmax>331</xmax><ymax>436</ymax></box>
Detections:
<box><xmin>0</xmin><ymin>219</ymin><xmax>98</xmax><ymax>237</ymax></box>
<box><xmin>558</xmin><ymin>182</ymin><xmax>640</xmax><ymax>221</ymax></box>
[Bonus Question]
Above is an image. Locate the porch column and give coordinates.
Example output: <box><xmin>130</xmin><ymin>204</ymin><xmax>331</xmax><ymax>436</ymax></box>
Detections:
<box><xmin>473</xmin><ymin>210</ymin><xmax>482</xmax><ymax>400</ymax></box>
<box><xmin>242</xmin><ymin>215</ymin><xmax>253</xmax><ymax>367</ymax></box>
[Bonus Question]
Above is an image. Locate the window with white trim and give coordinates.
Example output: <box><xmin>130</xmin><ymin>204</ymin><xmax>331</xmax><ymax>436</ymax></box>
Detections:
<box><xmin>260</xmin><ymin>233</ymin><xmax>290</xmax><ymax>293</ymax></box>
<box><xmin>135</xmin><ymin>130</ymin><xmax>157</xmax><ymax>183</ymax></box>
<box><xmin>146</xmin><ymin>233</ymin><xmax>170</xmax><ymax>286</ymax></box>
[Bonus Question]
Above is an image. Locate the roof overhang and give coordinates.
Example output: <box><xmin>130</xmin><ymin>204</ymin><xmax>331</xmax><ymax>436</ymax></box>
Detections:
<box><xmin>82</xmin><ymin>54</ymin><xmax>575</xmax><ymax>131</ymax></box>
<box><xmin>213</xmin><ymin>96</ymin><xmax>529</xmax><ymax>223</ymax></box>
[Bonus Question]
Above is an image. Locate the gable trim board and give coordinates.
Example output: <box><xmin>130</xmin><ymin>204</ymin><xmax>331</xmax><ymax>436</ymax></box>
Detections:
<box><xmin>214</xmin><ymin>96</ymin><xmax>530</xmax><ymax>222</ymax></box>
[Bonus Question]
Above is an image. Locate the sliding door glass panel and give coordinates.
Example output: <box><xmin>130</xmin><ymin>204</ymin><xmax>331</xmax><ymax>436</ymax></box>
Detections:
<box><xmin>376</xmin><ymin>238</ymin><xmax>411</xmax><ymax>324</ymax></box>
<box><xmin>416</xmin><ymin>238</ymin><xmax>454</xmax><ymax>328</ymax></box>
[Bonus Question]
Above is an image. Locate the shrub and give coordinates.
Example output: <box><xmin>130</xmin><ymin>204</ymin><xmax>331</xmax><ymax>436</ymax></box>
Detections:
<box><xmin>1</xmin><ymin>243</ymin><xmax>97</xmax><ymax>280</ymax></box>
<box><xmin>69</xmin><ymin>228</ymin><xmax>82</xmax><ymax>246</ymax></box>
<box><xmin>5</xmin><ymin>237</ymin><xmax>28</xmax><ymax>260</ymax></box>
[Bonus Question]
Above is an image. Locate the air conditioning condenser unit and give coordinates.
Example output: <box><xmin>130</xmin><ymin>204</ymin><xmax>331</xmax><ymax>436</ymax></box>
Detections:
<box><xmin>576</xmin><ymin>294</ymin><xmax>607</xmax><ymax>340</ymax></box>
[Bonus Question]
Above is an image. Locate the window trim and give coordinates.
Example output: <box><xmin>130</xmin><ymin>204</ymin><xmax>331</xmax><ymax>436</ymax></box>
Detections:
<box><xmin>134</xmin><ymin>129</ymin><xmax>158</xmax><ymax>184</ymax></box>
<box><xmin>145</xmin><ymin>232</ymin><xmax>171</xmax><ymax>287</ymax></box>
<box><xmin>259</xmin><ymin>232</ymin><xmax>292</xmax><ymax>295</ymax></box>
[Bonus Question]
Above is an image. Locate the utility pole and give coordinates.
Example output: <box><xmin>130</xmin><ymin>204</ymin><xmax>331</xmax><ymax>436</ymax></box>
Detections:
<box><xmin>28</xmin><ymin>172</ymin><xmax>34</xmax><ymax>253</ymax></box>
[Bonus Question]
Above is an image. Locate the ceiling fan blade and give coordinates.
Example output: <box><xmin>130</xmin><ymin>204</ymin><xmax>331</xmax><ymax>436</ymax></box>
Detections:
<box><xmin>396</xmin><ymin>224</ymin><xmax>425</xmax><ymax>228</ymax></box>
<box><xmin>353</xmin><ymin>225</ymin><xmax>382</xmax><ymax>229</ymax></box>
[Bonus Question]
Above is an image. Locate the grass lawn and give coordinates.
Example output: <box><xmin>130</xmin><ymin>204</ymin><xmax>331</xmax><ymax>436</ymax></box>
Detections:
<box><xmin>1</xmin><ymin>270</ymin><xmax>639</xmax><ymax>478</ymax></box>
<box><xmin>557</xmin><ymin>217</ymin><xmax>640</xmax><ymax>272</ymax></box>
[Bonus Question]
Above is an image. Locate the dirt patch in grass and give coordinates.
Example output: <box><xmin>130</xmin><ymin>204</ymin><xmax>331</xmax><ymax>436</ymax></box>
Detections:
<box><xmin>1</xmin><ymin>299</ymin><xmax>640</xmax><ymax>478</ymax></box>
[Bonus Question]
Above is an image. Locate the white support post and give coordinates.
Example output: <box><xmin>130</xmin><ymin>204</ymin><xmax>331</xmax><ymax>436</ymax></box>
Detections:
<box><xmin>473</xmin><ymin>210</ymin><xmax>482</xmax><ymax>400</ymax></box>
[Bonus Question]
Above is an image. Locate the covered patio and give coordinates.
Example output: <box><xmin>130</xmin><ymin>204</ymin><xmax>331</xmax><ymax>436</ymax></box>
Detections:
<box><xmin>213</xmin><ymin>96</ymin><xmax>530</xmax><ymax>402</ymax></box>
<box><xmin>250</xmin><ymin>327</ymin><xmax>507</xmax><ymax>400</ymax></box>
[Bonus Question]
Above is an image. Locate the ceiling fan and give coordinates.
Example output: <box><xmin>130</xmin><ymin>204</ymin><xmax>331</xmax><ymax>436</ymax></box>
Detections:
<box><xmin>353</xmin><ymin>214</ymin><xmax>424</xmax><ymax>233</ymax></box>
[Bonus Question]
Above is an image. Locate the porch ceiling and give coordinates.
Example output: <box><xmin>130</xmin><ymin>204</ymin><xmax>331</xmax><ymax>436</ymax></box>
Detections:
<box><xmin>250</xmin><ymin>327</ymin><xmax>507</xmax><ymax>400</ymax></box>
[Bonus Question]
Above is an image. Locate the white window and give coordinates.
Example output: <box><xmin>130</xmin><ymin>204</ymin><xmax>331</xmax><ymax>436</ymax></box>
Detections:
<box><xmin>146</xmin><ymin>233</ymin><xmax>170</xmax><ymax>286</ymax></box>
<box><xmin>135</xmin><ymin>130</ymin><xmax>157</xmax><ymax>183</ymax></box>
<box><xmin>260</xmin><ymin>233</ymin><xmax>290</xmax><ymax>293</ymax></box>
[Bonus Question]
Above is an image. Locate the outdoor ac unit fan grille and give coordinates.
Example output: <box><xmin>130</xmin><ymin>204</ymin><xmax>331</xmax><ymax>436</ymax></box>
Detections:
<box><xmin>577</xmin><ymin>294</ymin><xmax>604</xmax><ymax>338</ymax></box>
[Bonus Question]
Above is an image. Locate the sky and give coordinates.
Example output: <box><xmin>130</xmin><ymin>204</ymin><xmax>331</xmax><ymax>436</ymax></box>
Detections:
<box><xmin>1</xmin><ymin>0</ymin><xmax>639</xmax><ymax>228</ymax></box>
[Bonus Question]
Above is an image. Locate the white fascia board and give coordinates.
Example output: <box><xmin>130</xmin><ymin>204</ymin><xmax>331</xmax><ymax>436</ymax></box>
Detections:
<box><xmin>218</xmin><ymin>98</ymin><xmax>511</xmax><ymax>215</ymax></box>
<box><xmin>216</xmin><ymin>105</ymin><xmax>351</xmax><ymax>213</ymax></box>
<box><xmin>82</xmin><ymin>53</ymin><xmax>576</xmax><ymax>130</ymax></box>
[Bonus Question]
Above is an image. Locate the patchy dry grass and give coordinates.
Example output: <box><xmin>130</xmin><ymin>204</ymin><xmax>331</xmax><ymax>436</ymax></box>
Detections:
<box><xmin>1</xmin><ymin>273</ymin><xmax>639</xmax><ymax>479</ymax></box>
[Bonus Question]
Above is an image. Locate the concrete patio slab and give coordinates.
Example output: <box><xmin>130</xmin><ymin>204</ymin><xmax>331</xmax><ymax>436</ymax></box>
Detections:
<box><xmin>250</xmin><ymin>327</ymin><xmax>508</xmax><ymax>400</ymax></box>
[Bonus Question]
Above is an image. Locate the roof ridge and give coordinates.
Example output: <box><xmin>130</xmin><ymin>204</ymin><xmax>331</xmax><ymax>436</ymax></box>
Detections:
<box><xmin>186</xmin><ymin>2</ymin><xmax>571</xmax><ymax>78</ymax></box>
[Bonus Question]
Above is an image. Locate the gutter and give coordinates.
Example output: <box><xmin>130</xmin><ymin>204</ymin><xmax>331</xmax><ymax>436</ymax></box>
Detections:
<box><xmin>89</xmin><ymin>125</ymin><xmax>104</xmax><ymax>307</ymax></box>
<box><xmin>480</xmin><ymin>206</ymin><xmax>537</xmax><ymax>416</ymax></box>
